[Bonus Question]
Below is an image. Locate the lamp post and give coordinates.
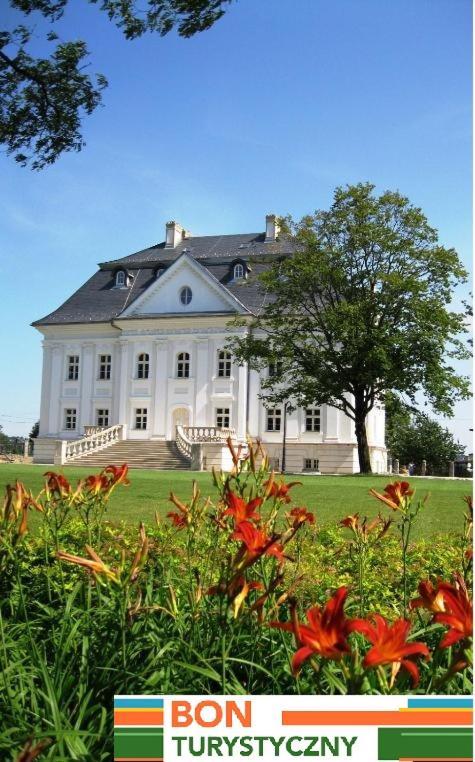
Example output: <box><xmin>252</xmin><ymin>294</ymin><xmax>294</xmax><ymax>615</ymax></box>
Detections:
<box><xmin>281</xmin><ymin>401</ymin><xmax>289</xmax><ymax>474</ymax></box>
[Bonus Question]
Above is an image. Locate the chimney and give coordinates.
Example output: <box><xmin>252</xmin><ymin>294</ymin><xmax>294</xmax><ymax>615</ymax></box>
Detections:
<box><xmin>265</xmin><ymin>213</ymin><xmax>280</xmax><ymax>242</ymax></box>
<box><xmin>165</xmin><ymin>220</ymin><xmax>185</xmax><ymax>248</ymax></box>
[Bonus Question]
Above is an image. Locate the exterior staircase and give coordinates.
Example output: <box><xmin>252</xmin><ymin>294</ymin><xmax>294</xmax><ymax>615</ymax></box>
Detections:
<box><xmin>68</xmin><ymin>440</ymin><xmax>191</xmax><ymax>470</ymax></box>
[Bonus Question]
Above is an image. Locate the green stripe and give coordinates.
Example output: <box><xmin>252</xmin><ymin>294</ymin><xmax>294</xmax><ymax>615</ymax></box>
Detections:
<box><xmin>114</xmin><ymin>729</ymin><xmax>163</xmax><ymax>759</ymax></box>
<box><xmin>378</xmin><ymin>727</ymin><xmax>473</xmax><ymax>760</ymax></box>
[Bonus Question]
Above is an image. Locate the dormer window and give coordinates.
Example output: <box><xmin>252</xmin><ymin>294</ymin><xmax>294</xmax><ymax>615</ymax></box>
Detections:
<box><xmin>234</xmin><ymin>263</ymin><xmax>245</xmax><ymax>280</ymax></box>
<box><xmin>115</xmin><ymin>270</ymin><xmax>126</xmax><ymax>287</ymax></box>
<box><xmin>155</xmin><ymin>267</ymin><xmax>165</xmax><ymax>279</ymax></box>
<box><xmin>180</xmin><ymin>286</ymin><xmax>192</xmax><ymax>306</ymax></box>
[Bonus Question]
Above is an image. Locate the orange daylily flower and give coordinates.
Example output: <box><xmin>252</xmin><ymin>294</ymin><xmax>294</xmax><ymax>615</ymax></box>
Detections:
<box><xmin>410</xmin><ymin>580</ymin><xmax>446</xmax><ymax>614</ymax></box>
<box><xmin>57</xmin><ymin>545</ymin><xmax>118</xmax><ymax>583</ymax></box>
<box><xmin>102</xmin><ymin>464</ymin><xmax>130</xmax><ymax>487</ymax></box>
<box><xmin>340</xmin><ymin>514</ymin><xmax>360</xmax><ymax>532</ymax></box>
<box><xmin>349</xmin><ymin>615</ymin><xmax>429</xmax><ymax>687</ymax></box>
<box><xmin>433</xmin><ymin>575</ymin><xmax>473</xmax><ymax>649</ymax></box>
<box><xmin>231</xmin><ymin>520</ymin><xmax>286</xmax><ymax>562</ymax></box>
<box><xmin>44</xmin><ymin>471</ymin><xmax>72</xmax><ymax>498</ymax></box>
<box><xmin>167</xmin><ymin>492</ymin><xmax>191</xmax><ymax>529</ymax></box>
<box><xmin>369</xmin><ymin>481</ymin><xmax>414</xmax><ymax>512</ymax></box>
<box><xmin>270</xmin><ymin>587</ymin><xmax>351</xmax><ymax>673</ymax></box>
<box><xmin>129</xmin><ymin>522</ymin><xmax>149</xmax><ymax>582</ymax></box>
<box><xmin>264</xmin><ymin>478</ymin><xmax>302</xmax><ymax>504</ymax></box>
<box><xmin>83</xmin><ymin>473</ymin><xmax>110</xmax><ymax>496</ymax></box>
<box><xmin>224</xmin><ymin>491</ymin><xmax>262</xmax><ymax>524</ymax></box>
<box><xmin>287</xmin><ymin>507</ymin><xmax>315</xmax><ymax>527</ymax></box>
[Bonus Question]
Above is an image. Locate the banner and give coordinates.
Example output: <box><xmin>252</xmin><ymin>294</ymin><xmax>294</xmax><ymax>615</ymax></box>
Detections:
<box><xmin>113</xmin><ymin>695</ymin><xmax>473</xmax><ymax>762</ymax></box>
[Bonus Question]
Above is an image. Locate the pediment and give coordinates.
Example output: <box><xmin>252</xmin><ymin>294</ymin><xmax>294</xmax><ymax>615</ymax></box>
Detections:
<box><xmin>121</xmin><ymin>254</ymin><xmax>248</xmax><ymax>317</ymax></box>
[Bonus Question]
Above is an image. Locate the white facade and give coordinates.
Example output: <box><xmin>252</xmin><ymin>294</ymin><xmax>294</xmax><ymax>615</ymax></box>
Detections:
<box><xmin>33</xmin><ymin>226</ymin><xmax>387</xmax><ymax>473</ymax></box>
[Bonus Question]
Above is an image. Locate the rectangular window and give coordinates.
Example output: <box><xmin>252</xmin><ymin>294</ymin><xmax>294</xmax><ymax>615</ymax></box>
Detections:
<box><xmin>304</xmin><ymin>458</ymin><xmax>320</xmax><ymax>471</ymax></box>
<box><xmin>67</xmin><ymin>355</ymin><xmax>79</xmax><ymax>381</ymax></box>
<box><xmin>96</xmin><ymin>409</ymin><xmax>109</xmax><ymax>427</ymax></box>
<box><xmin>305</xmin><ymin>408</ymin><xmax>321</xmax><ymax>432</ymax></box>
<box><xmin>64</xmin><ymin>408</ymin><xmax>77</xmax><ymax>430</ymax></box>
<box><xmin>99</xmin><ymin>354</ymin><xmax>111</xmax><ymax>380</ymax></box>
<box><xmin>266</xmin><ymin>408</ymin><xmax>282</xmax><ymax>432</ymax></box>
<box><xmin>268</xmin><ymin>361</ymin><xmax>283</xmax><ymax>378</ymax></box>
<box><xmin>216</xmin><ymin>407</ymin><xmax>230</xmax><ymax>428</ymax></box>
<box><xmin>217</xmin><ymin>351</ymin><xmax>232</xmax><ymax>378</ymax></box>
<box><xmin>135</xmin><ymin>408</ymin><xmax>147</xmax><ymax>430</ymax></box>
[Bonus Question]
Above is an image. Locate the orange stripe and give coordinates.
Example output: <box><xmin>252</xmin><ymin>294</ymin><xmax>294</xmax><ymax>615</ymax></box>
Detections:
<box><xmin>281</xmin><ymin>710</ymin><xmax>473</xmax><ymax>726</ymax></box>
<box><xmin>114</xmin><ymin>710</ymin><xmax>164</xmax><ymax>725</ymax></box>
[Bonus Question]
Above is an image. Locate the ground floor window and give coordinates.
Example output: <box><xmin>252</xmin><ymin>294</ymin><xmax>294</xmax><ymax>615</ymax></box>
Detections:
<box><xmin>135</xmin><ymin>408</ymin><xmax>148</xmax><ymax>429</ymax></box>
<box><xmin>305</xmin><ymin>408</ymin><xmax>321</xmax><ymax>432</ymax></box>
<box><xmin>304</xmin><ymin>458</ymin><xmax>320</xmax><ymax>471</ymax></box>
<box><xmin>215</xmin><ymin>407</ymin><xmax>230</xmax><ymax>428</ymax></box>
<box><xmin>266</xmin><ymin>408</ymin><xmax>282</xmax><ymax>432</ymax></box>
<box><xmin>64</xmin><ymin>408</ymin><xmax>77</xmax><ymax>430</ymax></box>
<box><xmin>96</xmin><ymin>408</ymin><xmax>109</xmax><ymax>427</ymax></box>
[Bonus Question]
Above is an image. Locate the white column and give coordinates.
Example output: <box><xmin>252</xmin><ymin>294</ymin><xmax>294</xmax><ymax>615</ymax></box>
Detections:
<box><xmin>236</xmin><ymin>364</ymin><xmax>248</xmax><ymax>439</ymax></box>
<box><xmin>79</xmin><ymin>342</ymin><xmax>94</xmax><ymax>433</ymax></box>
<box><xmin>195</xmin><ymin>339</ymin><xmax>209</xmax><ymax>426</ymax></box>
<box><xmin>117</xmin><ymin>340</ymin><xmax>129</xmax><ymax>427</ymax></box>
<box><xmin>39</xmin><ymin>342</ymin><xmax>53</xmax><ymax>435</ymax></box>
<box><xmin>112</xmin><ymin>342</ymin><xmax>121</xmax><ymax>424</ymax></box>
<box><xmin>248</xmin><ymin>369</ymin><xmax>261</xmax><ymax>437</ymax></box>
<box><xmin>49</xmin><ymin>344</ymin><xmax>63</xmax><ymax>435</ymax></box>
<box><xmin>152</xmin><ymin>339</ymin><xmax>168</xmax><ymax>437</ymax></box>
<box><xmin>324</xmin><ymin>405</ymin><xmax>339</xmax><ymax>441</ymax></box>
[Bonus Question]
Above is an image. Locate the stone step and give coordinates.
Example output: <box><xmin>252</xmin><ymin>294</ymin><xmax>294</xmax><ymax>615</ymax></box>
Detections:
<box><xmin>68</xmin><ymin>439</ymin><xmax>191</xmax><ymax>470</ymax></box>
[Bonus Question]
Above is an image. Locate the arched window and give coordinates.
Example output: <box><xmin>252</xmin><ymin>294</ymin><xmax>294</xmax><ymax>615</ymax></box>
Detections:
<box><xmin>180</xmin><ymin>286</ymin><xmax>192</xmax><ymax>305</ymax></box>
<box><xmin>177</xmin><ymin>352</ymin><xmax>190</xmax><ymax>378</ymax></box>
<box><xmin>233</xmin><ymin>263</ymin><xmax>244</xmax><ymax>280</ymax></box>
<box><xmin>217</xmin><ymin>350</ymin><xmax>232</xmax><ymax>378</ymax></box>
<box><xmin>137</xmin><ymin>353</ymin><xmax>149</xmax><ymax>379</ymax></box>
<box><xmin>115</xmin><ymin>270</ymin><xmax>126</xmax><ymax>287</ymax></box>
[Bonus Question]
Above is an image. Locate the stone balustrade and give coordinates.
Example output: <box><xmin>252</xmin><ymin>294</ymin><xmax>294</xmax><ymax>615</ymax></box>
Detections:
<box><xmin>181</xmin><ymin>426</ymin><xmax>236</xmax><ymax>443</ymax></box>
<box><xmin>59</xmin><ymin>424</ymin><xmax>126</xmax><ymax>464</ymax></box>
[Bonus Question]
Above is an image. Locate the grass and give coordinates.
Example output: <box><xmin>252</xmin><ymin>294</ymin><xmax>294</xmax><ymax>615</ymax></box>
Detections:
<box><xmin>1</xmin><ymin>462</ymin><xmax>471</xmax><ymax>538</ymax></box>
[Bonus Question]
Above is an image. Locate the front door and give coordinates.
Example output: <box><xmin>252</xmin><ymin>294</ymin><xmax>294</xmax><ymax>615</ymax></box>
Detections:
<box><xmin>172</xmin><ymin>407</ymin><xmax>190</xmax><ymax>438</ymax></box>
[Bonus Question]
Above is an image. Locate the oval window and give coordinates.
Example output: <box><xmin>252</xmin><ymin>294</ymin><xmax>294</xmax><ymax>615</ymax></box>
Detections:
<box><xmin>180</xmin><ymin>286</ymin><xmax>192</xmax><ymax>305</ymax></box>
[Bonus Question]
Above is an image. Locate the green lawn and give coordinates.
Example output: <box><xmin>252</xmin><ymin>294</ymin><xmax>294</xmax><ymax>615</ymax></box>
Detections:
<box><xmin>1</xmin><ymin>462</ymin><xmax>471</xmax><ymax>538</ymax></box>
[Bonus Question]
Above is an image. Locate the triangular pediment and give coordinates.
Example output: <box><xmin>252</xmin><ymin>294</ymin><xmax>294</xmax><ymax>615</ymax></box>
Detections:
<box><xmin>120</xmin><ymin>254</ymin><xmax>248</xmax><ymax>317</ymax></box>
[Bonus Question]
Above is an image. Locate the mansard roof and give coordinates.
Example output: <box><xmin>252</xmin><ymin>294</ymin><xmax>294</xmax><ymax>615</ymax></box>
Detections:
<box><xmin>32</xmin><ymin>231</ymin><xmax>294</xmax><ymax>327</ymax></box>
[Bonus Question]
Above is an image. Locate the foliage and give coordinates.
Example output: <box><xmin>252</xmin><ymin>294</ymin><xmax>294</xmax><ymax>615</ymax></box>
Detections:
<box><xmin>0</xmin><ymin>445</ymin><xmax>472</xmax><ymax>759</ymax></box>
<box><xmin>228</xmin><ymin>183</ymin><xmax>470</xmax><ymax>473</ymax></box>
<box><xmin>1</xmin><ymin>1</ymin><xmax>233</xmax><ymax>168</ymax></box>
<box><xmin>28</xmin><ymin>420</ymin><xmax>39</xmax><ymax>440</ymax></box>
<box><xmin>385</xmin><ymin>394</ymin><xmax>465</xmax><ymax>474</ymax></box>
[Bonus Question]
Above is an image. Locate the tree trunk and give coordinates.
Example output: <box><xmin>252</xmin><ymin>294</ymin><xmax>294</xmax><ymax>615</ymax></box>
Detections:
<box><xmin>354</xmin><ymin>393</ymin><xmax>372</xmax><ymax>473</ymax></box>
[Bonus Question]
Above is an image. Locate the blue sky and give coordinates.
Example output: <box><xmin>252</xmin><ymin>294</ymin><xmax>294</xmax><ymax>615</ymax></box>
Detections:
<box><xmin>0</xmin><ymin>0</ymin><xmax>472</xmax><ymax>445</ymax></box>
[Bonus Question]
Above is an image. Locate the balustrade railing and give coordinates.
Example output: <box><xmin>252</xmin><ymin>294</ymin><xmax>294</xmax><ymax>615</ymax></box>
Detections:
<box><xmin>63</xmin><ymin>424</ymin><xmax>125</xmax><ymax>463</ymax></box>
<box><xmin>175</xmin><ymin>425</ymin><xmax>193</xmax><ymax>460</ymax></box>
<box><xmin>181</xmin><ymin>426</ymin><xmax>236</xmax><ymax>443</ymax></box>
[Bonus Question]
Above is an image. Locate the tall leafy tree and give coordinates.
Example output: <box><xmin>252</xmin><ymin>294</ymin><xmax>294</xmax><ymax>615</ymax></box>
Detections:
<box><xmin>229</xmin><ymin>183</ymin><xmax>470</xmax><ymax>473</ymax></box>
<box><xmin>385</xmin><ymin>395</ymin><xmax>465</xmax><ymax>474</ymax></box>
<box><xmin>1</xmin><ymin>0</ymin><xmax>233</xmax><ymax>169</ymax></box>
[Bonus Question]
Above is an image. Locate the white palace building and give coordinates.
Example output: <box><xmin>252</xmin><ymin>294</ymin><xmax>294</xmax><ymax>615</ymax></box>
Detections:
<box><xmin>33</xmin><ymin>216</ymin><xmax>386</xmax><ymax>473</ymax></box>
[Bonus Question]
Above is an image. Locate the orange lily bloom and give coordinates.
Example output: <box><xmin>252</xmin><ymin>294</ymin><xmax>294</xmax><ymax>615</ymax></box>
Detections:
<box><xmin>410</xmin><ymin>580</ymin><xmax>446</xmax><ymax>613</ymax></box>
<box><xmin>57</xmin><ymin>545</ymin><xmax>118</xmax><ymax>583</ymax></box>
<box><xmin>231</xmin><ymin>520</ymin><xmax>286</xmax><ymax>562</ymax></box>
<box><xmin>83</xmin><ymin>473</ymin><xmax>110</xmax><ymax>496</ymax></box>
<box><xmin>44</xmin><ymin>471</ymin><xmax>72</xmax><ymax>498</ymax></box>
<box><xmin>349</xmin><ymin>614</ymin><xmax>429</xmax><ymax>687</ymax></box>
<box><xmin>264</xmin><ymin>478</ymin><xmax>302</xmax><ymax>504</ymax></box>
<box><xmin>433</xmin><ymin>575</ymin><xmax>473</xmax><ymax>648</ymax></box>
<box><xmin>102</xmin><ymin>464</ymin><xmax>129</xmax><ymax>487</ymax></box>
<box><xmin>340</xmin><ymin>513</ymin><xmax>360</xmax><ymax>532</ymax></box>
<box><xmin>167</xmin><ymin>492</ymin><xmax>191</xmax><ymax>529</ymax></box>
<box><xmin>369</xmin><ymin>481</ymin><xmax>414</xmax><ymax>512</ymax></box>
<box><xmin>224</xmin><ymin>491</ymin><xmax>262</xmax><ymax>524</ymax></box>
<box><xmin>270</xmin><ymin>587</ymin><xmax>351</xmax><ymax>673</ymax></box>
<box><xmin>287</xmin><ymin>507</ymin><xmax>315</xmax><ymax>527</ymax></box>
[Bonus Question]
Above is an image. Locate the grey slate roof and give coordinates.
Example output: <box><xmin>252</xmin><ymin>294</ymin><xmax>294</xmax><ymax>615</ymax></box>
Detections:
<box><xmin>33</xmin><ymin>233</ymin><xmax>294</xmax><ymax>326</ymax></box>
